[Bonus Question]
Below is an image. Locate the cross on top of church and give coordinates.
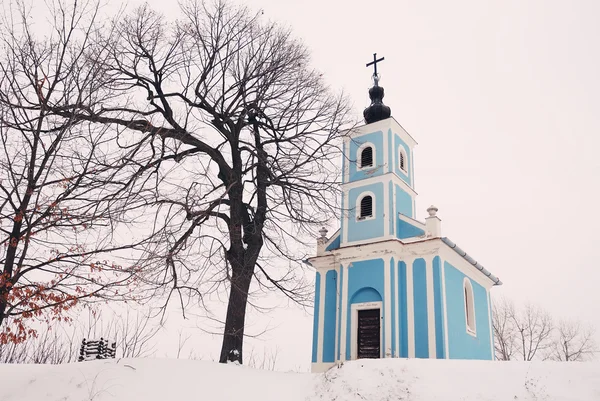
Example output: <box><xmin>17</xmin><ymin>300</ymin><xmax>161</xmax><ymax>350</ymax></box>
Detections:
<box><xmin>366</xmin><ymin>53</ymin><xmax>385</xmax><ymax>85</ymax></box>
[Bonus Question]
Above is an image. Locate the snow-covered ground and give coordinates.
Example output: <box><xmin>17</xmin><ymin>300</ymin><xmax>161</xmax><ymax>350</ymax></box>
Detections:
<box><xmin>1</xmin><ymin>357</ymin><xmax>599</xmax><ymax>401</ymax></box>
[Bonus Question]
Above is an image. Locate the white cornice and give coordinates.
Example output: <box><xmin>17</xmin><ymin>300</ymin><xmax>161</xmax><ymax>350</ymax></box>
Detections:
<box><xmin>307</xmin><ymin>237</ymin><xmax>498</xmax><ymax>289</ymax></box>
<box><xmin>343</xmin><ymin>117</ymin><xmax>418</xmax><ymax>148</ymax></box>
<box><xmin>342</xmin><ymin>172</ymin><xmax>418</xmax><ymax>197</ymax></box>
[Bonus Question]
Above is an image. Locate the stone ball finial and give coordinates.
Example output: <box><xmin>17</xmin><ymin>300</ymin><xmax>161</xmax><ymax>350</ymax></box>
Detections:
<box><xmin>427</xmin><ymin>205</ymin><xmax>438</xmax><ymax>217</ymax></box>
<box><xmin>318</xmin><ymin>227</ymin><xmax>328</xmax><ymax>239</ymax></box>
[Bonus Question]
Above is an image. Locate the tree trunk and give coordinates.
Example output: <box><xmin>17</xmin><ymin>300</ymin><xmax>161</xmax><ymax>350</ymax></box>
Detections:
<box><xmin>219</xmin><ymin>255</ymin><xmax>253</xmax><ymax>364</ymax></box>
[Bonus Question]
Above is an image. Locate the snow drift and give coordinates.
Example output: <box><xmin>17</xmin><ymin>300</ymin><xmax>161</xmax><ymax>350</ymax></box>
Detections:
<box><xmin>1</xmin><ymin>357</ymin><xmax>599</xmax><ymax>401</ymax></box>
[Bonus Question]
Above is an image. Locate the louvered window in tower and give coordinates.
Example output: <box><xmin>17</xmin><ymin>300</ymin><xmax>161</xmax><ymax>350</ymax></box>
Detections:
<box><xmin>360</xmin><ymin>195</ymin><xmax>373</xmax><ymax>219</ymax></box>
<box><xmin>360</xmin><ymin>146</ymin><xmax>373</xmax><ymax>168</ymax></box>
<box><xmin>399</xmin><ymin>150</ymin><xmax>405</xmax><ymax>171</ymax></box>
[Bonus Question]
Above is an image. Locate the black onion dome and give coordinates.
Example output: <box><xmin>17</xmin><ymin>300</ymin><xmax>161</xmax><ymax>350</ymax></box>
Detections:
<box><xmin>363</xmin><ymin>81</ymin><xmax>391</xmax><ymax>124</ymax></box>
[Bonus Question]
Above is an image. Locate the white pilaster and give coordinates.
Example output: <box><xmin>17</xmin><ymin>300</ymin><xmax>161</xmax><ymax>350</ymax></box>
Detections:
<box><xmin>342</xmin><ymin>189</ymin><xmax>349</xmax><ymax>244</ymax></box>
<box><xmin>426</xmin><ymin>257</ymin><xmax>436</xmax><ymax>358</ymax></box>
<box><xmin>392</xmin><ymin>184</ymin><xmax>397</xmax><ymax>237</ymax></box>
<box><xmin>406</xmin><ymin>258</ymin><xmax>415</xmax><ymax>358</ymax></box>
<box><xmin>384</xmin><ymin>257</ymin><xmax>392</xmax><ymax>357</ymax></box>
<box><xmin>317</xmin><ymin>271</ymin><xmax>327</xmax><ymax>363</ymax></box>
<box><xmin>340</xmin><ymin>263</ymin><xmax>349</xmax><ymax>361</ymax></box>
<box><xmin>384</xmin><ymin>127</ymin><xmax>389</xmax><ymax>170</ymax></box>
<box><xmin>441</xmin><ymin>259</ymin><xmax>450</xmax><ymax>359</ymax></box>
<box><xmin>487</xmin><ymin>289</ymin><xmax>494</xmax><ymax>359</ymax></box>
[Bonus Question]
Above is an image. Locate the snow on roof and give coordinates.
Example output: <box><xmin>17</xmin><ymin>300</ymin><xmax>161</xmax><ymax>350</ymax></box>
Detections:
<box><xmin>1</xmin><ymin>357</ymin><xmax>598</xmax><ymax>401</ymax></box>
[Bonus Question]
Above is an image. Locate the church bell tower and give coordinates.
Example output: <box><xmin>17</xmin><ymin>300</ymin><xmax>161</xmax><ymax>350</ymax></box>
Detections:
<box><xmin>340</xmin><ymin>53</ymin><xmax>418</xmax><ymax>247</ymax></box>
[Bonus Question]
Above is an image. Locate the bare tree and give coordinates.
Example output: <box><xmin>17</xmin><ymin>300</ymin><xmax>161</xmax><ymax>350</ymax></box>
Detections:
<box><xmin>493</xmin><ymin>298</ymin><xmax>554</xmax><ymax>361</ymax></box>
<box><xmin>81</xmin><ymin>308</ymin><xmax>160</xmax><ymax>358</ymax></box>
<box><xmin>246</xmin><ymin>345</ymin><xmax>279</xmax><ymax>370</ymax></box>
<box><xmin>492</xmin><ymin>297</ymin><xmax>517</xmax><ymax>361</ymax></box>
<box><xmin>511</xmin><ymin>303</ymin><xmax>554</xmax><ymax>361</ymax></box>
<box><xmin>549</xmin><ymin>320</ymin><xmax>597</xmax><ymax>362</ymax></box>
<box><xmin>0</xmin><ymin>307</ymin><xmax>159</xmax><ymax>363</ymax></box>
<box><xmin>0</xmin><ymin>1</ymin><xmax>160</xmax><ymax>343</ymax></box>
<box><xmin>53</xmin><ymin>0</ymin><xmax>353</xmax><ymax>364</ymax></box>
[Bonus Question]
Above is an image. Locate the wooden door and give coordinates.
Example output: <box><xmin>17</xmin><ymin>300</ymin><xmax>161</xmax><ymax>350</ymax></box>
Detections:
<box><xmin>357</xmin><ymin>308</ymin><xmax>380</xmax><ymax>359</ymax></box>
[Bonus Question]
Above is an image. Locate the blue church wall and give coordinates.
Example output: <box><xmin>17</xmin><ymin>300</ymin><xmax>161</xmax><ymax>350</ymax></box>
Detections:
<box><xmin>312</xmin><ymin>272</ymin><xmax>321</xmax><ymax>363</ymax></box>
<box><xmin>347</xmin><ymin>131</ymin><xmax>385</xmax><ymax>182</ymax></box>
<box><xmin>336</xmin><ymin>265</ymin><xmax>344</xmax><ymax>360</ymax></box>
<box><xmin>432</xmin><ymin>256</ymin><xmax>445</xmax><ymax>358</ymax></box>
<box><xmin>347</xmin><ymin>182</ymin><xmax>384</xmax><ymax>242</ymax></box>
<box><xmin>398</xmin><ymin>261</ymin><xmax>408</xmax><ymax>358</ymax></box>
<box><xmin>413</xmin><ymin>258</ymin><xmax>429</xmax><ymax>358</ymax></box>
<box><xmin>395</xmin><ymin>185</ymin><xmax>413</xmax><ymax>219</ymax></box>
<box><xmin>346</xmin><ymin>258</ymin><xmax>385</xmax><ymax>360</ymax></box>
<box><xmin>444</xmin><ymin>261</ymin><xmax>493</xmax><ymax>360</ymax></box>
<box><xmin>325</xmin><ymin>234</ymin><xmax>340</xmax><ymax>251</ymax></box>
<box><xmin>397</xmin><ymin>219</ymin><xmax>425</xmax><ymax>239</ymax></box>
<box><xmin>323</xmin><ymin>270</ymin><xmax>337</xmax><ymax>362</ymax></box>
<box><xmin>394</xmin><ymin>134</ymin><xmax>411</xmax><ymax>185</ymax></box>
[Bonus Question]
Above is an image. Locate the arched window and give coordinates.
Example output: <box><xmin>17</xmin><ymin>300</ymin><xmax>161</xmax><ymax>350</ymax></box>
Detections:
<box><xmin>359</xmin><ymin>195</ymin><xmax>373</xmax><ymax>219</ymax></box>
<box><xmin>463</xmin><ymin>278</ymin><xmax>476</xmax><ymax>334</ymax></box>
<box><xmin>398</xmin><ymin>147</ymin><xmax>408</xmax><ymax>173</ymax></box>
<box><xmin>360</xmin><ymin>146</ymin><xmax>373</xmax><ymax>168</ymax></box>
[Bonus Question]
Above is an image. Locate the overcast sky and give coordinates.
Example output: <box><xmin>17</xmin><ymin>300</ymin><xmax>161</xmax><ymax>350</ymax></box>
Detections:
<box><xmin>91</xmin><ymin>0</ymin><xmax>600</xmax><ymax>370</ymax></box>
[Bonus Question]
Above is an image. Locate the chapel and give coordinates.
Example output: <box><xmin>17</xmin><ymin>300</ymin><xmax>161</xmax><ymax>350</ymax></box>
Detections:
<box><xmin>307</xmin><ymin>54</ymin><xmax>502</xmax><ymax>373</ymax></box>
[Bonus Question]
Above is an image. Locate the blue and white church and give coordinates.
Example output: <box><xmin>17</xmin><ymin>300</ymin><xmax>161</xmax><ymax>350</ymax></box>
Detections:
<box><xmin>308</xmin><ymin>54</ymin><xmax>502</xmax><ymax>373</ymax></box>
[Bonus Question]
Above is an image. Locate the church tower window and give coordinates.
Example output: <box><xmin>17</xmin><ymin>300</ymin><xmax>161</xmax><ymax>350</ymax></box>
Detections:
<box><xmin>464</xmin><ymin>278</ymin><xmax>476</xmax><ymax>334</ymax></box>
<box><xmin>360</xmin><ymin>146</ymin><xmax>374</xmax><ymax>168</ymax></box>
<box><xmin>399</xmin><ymin>147</ymin><xmax>408</xmax><ymax>173</ymax></box>
<box><xmin>359</xmin><ymin>195</ymin><xmax>373</xmax><ymax>219</ymax></box>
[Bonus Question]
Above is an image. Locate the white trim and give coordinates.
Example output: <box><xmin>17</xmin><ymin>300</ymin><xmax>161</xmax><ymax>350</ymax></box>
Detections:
<box><xmin>398</xmin><ymin>146</ymin><xmax>408</xmax><ymax>174</ymax></box>
<box><xmin>322</xmin><ymin>228</ymin><xmax>340</xmax><ymax>250</ymax></box>
<box><xmin>342</xmin><ymin>189</ymin><xmax>349</xmax><ymax>244</ymax></box>
<box><xmin>441</xmin><ymin>258</ymin><xmax>450</xmax><ymax>359</ymax></box>
<box><xmin>410</xmin><ymin>148</ymin><xmax>415</xmax><ymax>187</ymax></box>
<box><xmin>343</xmin><ymin>117</ymin><xmax>417</xmax><ymax>148</ymax></box>
<box><xmin>317</xmin><ymin>271</ymin><xmax>326</xmax><ymax>362</ymax></box>
<box><xmin>384</xmin><ymin>128</ymin><xmax>390</xmax><ymax>173</ymax></box>
<box><xmin>392</xmin><ymin>184</ymin><xmax>397</xmax><ymax>237</ymax></box>
<box><xmin>398</xmin><ymin>213</ymin><xmax>427</xmax><ymax>230</ymax></box>
<box><xmin>340</xmin><ymin>263</ymin><xmax>349</xmax><ymax>361</ymax></box>
<box><xmin>391</xmin><ymin>131</ymin><xmax>396</xmax><ymax>173</ymax></box>
<box><xmin>384</xmin><ymin>257</ymin><xmax>392</xmax><ymax>357</ymax></box>
<box><xmin>406</xmin><ymin>258</ymin><xmax>415</xmax><ymax>358</ymax></box>
<box><xmin>350</xmin><ymin>301</ymin><xmax>383</xmax><ymax>360</ymax></box>
<box><xmin>340</xmin><ymin>234</ymin><xmax>399</xmax><ymax>249</ymax></box>
<box><xmin>342</xmin><ymin>172</ymin><xmax>418</xmax><ymax>198</ymax></box>
<box><xmin>487</xmin><ymin>289</ymin><xmax>494</xmax><ymax>359</ymax></box>
<box><xmin>311</xmin><ymin>362</ymin><xmax>336</xmax><ymax>373</ymax></box>
<box><xmin>463</xmin><ymin>277</ymin><xmax>477</xmax><ymax>336</ymax></box>
<box><xmin>344</xmin><ymin>138</ymin><xmax>350</xmax><ymax>183</ymax></box>
<box><xmin>356</xmin><ymin>142</ymin><xmax>376</xmax><ymax>171</ymax></box>
<box><xmin>439</xmin><ymin>245</ymin><xmax>496</xmax><ymax>290</ymax></box>
<box><xmin>356</xmin><ymin>191</ymin><xmax>376</xmax><ymax>221</ymax></box>
<box><xmin>426</xmin><ymin>257</ymin><xmax>436</xmax><ymax>358</ymax></box>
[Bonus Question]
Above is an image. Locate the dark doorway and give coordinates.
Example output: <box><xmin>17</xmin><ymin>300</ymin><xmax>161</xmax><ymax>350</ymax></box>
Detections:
<box><xmin>357</xmin><ymin>308</ymin><xmax>381</xmax><ymax>359</ymax></box>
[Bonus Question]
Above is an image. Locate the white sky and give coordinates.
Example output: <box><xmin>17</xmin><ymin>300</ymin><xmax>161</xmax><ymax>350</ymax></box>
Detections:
<box><xmin>40</xmin><ymin>0</ymin><xmax>600</xmax><ymax>370</ymax></box>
